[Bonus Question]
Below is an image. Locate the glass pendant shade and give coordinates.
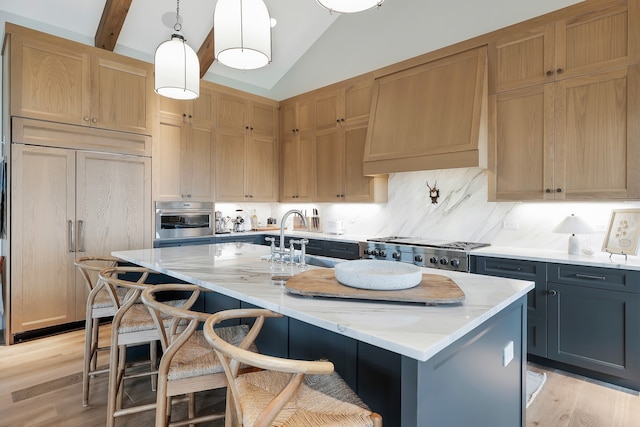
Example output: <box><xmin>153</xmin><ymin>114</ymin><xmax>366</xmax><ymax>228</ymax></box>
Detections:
<box><xmin>316</xmin><ymin>0</ymin><xmax>384</xmax><ymax>13</ymax></box>
<box><xmin>214</xmin><ymin>0</ymin><xmax>272</xmax><ymax>70</ymax></box>
<box><xmin>155</xmin><ymin>33</ymin><xmax>200</xmax><ymax>100</ymax></box>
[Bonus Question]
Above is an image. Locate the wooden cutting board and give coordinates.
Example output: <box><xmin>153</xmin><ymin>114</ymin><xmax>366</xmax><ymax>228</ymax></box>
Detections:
<box><xmin>285</xmin><ymin>269</ymin><xmax>465</xmax><ymax>305</ymax></box>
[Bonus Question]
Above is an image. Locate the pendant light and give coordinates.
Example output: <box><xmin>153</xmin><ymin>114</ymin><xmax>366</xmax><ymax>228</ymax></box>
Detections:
<box><xmin>316</xmin><ymin>0</ymin><xmax>384</xmax><ymax>13</ymax></box>
<box><xmin>214</xmin><ymin>0</ymin><xmax>272</xmax><ymax>70</ymax></box>
<box><xmin>155</xmin><ymin>0</ymin><xmax>200</xmax><ymax>100</ymax></box>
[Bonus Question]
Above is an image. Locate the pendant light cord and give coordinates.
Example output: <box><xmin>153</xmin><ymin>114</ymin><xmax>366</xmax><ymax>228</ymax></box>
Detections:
<box><xmin>174</xmin><ymin>0</ymin><xmax>182</xmax><ymax>32</ymax></box>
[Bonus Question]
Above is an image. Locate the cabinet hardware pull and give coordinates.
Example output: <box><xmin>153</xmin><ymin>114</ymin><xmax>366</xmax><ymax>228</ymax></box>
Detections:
<box><xmin>77</xmin><ymin>220</ymin><xmax>85</xmax><ymax>252</ymax></box>
<box><xmin>548</xmin><ymin>290</ymin><xmax>557</xmax><ymax>296</ymax></box>
<box><xmin>556</xmin><ymin>68</ymin><xmax>564</xmax><ymax>74</ymax></box>
<box><xmin>556</xmin><ymin>188</ymin><xmax>562</xmax><ymax>193</ymax></box>
<box><xmin>83</xmin><ymin>116</ymin><xmax>90</xmax><ymax>122</ymax></box>
<box><xmin>68</xmin><ymin>220</ymin><xmax>75</xmax><ymax>252</ymax></box>
<box><xmin>91</xmin><ymin>118</ymin><xmax>98</xmax><ymax>123</ymax></box>
<box><xmin>546</xmin><ymin>70</ymin><xmax>553</xmax><ymax>76</ymax></box>
<box><xmin>545</xmin><ymin>188</ymin><xmax>551</xmax><ymax>193</ymax></box>
<box><xmin>496</xmin><ymin>265</ymin><xmax>522</xmax><ymax>271</ymax></box>
<box><xmin>575</xmin><ymin>273</ymin><xmax>606</xmax><ymax>281</ymax></box>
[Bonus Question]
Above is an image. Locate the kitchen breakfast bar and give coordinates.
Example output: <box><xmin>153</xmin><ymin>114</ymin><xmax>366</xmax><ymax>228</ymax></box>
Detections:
<box><xmin>113</xmin><ymin>242</ymin><xmax>534</xmax><ymax>427</ymax></box>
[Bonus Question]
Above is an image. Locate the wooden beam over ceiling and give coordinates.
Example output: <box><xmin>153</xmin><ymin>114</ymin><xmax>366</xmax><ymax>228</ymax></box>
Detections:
<box><xmin>95</xmin><ymin>0</ymin><xmax>133</xmax><ymax>51</ymax></box>
<box><xmin>197</xmin><ymin>27</ymin><xmax>215</xmax><ymax>78</ymax></box>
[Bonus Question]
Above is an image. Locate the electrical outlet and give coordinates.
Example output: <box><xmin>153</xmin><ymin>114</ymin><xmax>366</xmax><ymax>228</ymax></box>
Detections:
<box><xmin>503</xmin><ymin>220</ymin><xmax>519</xmax><ymax>230</ymax></box>
<box><xmin>503</xmin><ymin>341</ymin><xmax>514</xmax><ymax>367</ymax></box>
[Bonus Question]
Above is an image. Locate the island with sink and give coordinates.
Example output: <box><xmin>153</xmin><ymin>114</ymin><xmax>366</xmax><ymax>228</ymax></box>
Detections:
<box><xmin>113</xmin><ymin>242</ymin><xmax>534</xmax><ymax>427</ymax></box>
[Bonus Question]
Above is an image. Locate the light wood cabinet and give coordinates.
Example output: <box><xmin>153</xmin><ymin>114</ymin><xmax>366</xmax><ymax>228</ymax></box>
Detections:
<box><xmin>489</xmin><ymin>1</ymin><xmax>639</xmax><ymax>94</ymax></box>
<box><xmin>154</xmin><ymin>87</ymin><xmax>215</xmax><ymax>201</ymax></box>
<box><xmin>280</xmin><ymin>96</ymin><xmax>315</xmax><ymax>202</ymax></box>
<box><xmin>315</xmin><ymin>80</ymin><xmax>373</xmax><ymax>132</ymax></box>
<box><xmin>215</xmin><ymin>92</ymin><xmax>278</xmax><ymax>201</ymax></box>
<box><xmin>364</xmin><ymin>46</ymin><xmax>488</xmax><ymax>175</ymax></box>
<box><xmin>10</xmin><ymin>126</ymin><xmax>151</xmax><ymax>335</ymax></box>
<box><xmin>5</xmin><ymin>23</ymin><xmax>153</xmax><ymax>135</ymax></box>
<box><xmin>489</xmin><ymin>60</ymin><xmax>640</xmax><ymax>201</ymax></box>
<box><xmin>315</xmin><ymin>121</ymin><xmax>387</xmax><ymax>202</ymax></box>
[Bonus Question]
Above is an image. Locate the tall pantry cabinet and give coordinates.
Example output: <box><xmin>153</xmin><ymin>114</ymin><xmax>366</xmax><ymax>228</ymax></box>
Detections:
<box><xmin>3</xmin><ymin>24</ymin><xmax>153</xmax><ymax>342</ymax></box>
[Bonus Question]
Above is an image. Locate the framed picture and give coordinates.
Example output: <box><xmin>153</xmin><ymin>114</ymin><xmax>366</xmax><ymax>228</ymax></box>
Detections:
<box><xmin>602</xmin><ymin>209</ymin><xmax>640</xmax><ymax>255</ymax></box>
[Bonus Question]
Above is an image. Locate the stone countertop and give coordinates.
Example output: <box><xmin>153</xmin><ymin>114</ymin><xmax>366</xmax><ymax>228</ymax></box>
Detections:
<box><xmin>473</xmin><ymin>246</ymin><xmax>640</xmax><ymax>271</ymax></box>
<box><xmin>113</xmin><ymin>243</ymin><xmax>532</xmax><ymax>362</ymax></box>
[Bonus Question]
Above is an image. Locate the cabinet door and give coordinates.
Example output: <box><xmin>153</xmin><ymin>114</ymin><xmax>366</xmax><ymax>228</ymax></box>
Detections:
<box><xmin>281</xmin><ymin>132</ymin><xmax>314</xmax><ymax>202</ymax></box>
<box><xmin>155</xmin><ymin>117</ymin><xmax>184</xmax><ymax>200</ymax></box>
<box><xmin>249</xmin><ymin>101</ymin><xmax>277</xmax><ymax>139</ymax></box>
<box><xmin>343</xmin><ymin>80</ymin><xmax>373</xmax><ymax>123</ymax></box>
<box><xmin>315</xmin><ymin>89</ymin><xmax>340</xmax><ymax>132</ymax></box>
<box><xmin>182</xmin><ymin>123</ymin><xmax>214</xmax><ymax>201</ymax></box>
<box><xmin>315</xmin><ymin>129</ymin><xmax>343</xmax><ymax>201</ymax></box>
<box><xmin>343</xmin><ymin>123</ymin><xmax>375</xmax><ymax>201</ymax></box>
<box><xmin>191</xmin><ymin>87</ymin><xmax>216</xmax><ymax>128</ymax></box>
<box><xmin>215</xmin><ymin>128</ymin><xmax>246</xmax><ymax>201</ymax></box>
<box><xmin>90</xmin><ymin>56</ymin><xmax>152</xmax><ymax>135</ymax></box>
<box><xmin>555</xmin><ymin>66</ymin><xmax>640</xmax><ymax>199</ymax></box>
<box><xmin>488</xmin><ymin>84</ymin><xmax>555</xmax><ymax>201</ymax></box>
<box><xmin>217</xmin><ymin>93</ymin><xmax>247</xmax><ymax>130</ymax></box>
<box><xmin>246</xmin><ymin>136</ymin><xmax>277</xmax><ymax>201</ymax></box>
<box><xmin>76</xmin><ymin>151</ymin><xmax>151</xmax><ymax>318</ymax></box>
<box><xmin>11</xmin><ymin>145</ymin><xmax>76</xmax><ymax>333</ymax></box>
<box><xmin>11</xmin><ymin>34</ymin><xmax>90</xmax><ymax>126</ymax></box>
<box><xmin>555</xmin><ymin>2</ymin><xmax>632</xmax><ymax>81</ymax></box>
<box><xmin>547</xmin><ymin>282</ymin><xmax>640</xmax><ymax>383</ymax></box>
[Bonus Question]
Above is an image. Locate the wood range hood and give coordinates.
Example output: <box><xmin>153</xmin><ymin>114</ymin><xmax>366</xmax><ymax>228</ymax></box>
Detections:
<box><xmin>363</xmin><ymin>46</ymin><xmax>488</xmax><ymax>176</ymax></box>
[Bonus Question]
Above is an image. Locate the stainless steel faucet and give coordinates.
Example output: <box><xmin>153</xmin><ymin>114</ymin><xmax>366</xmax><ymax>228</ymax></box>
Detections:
<box><xmin>278</xmin><ymin>209</ymin><xmax>307</xmax><ymax>261</ymax></box>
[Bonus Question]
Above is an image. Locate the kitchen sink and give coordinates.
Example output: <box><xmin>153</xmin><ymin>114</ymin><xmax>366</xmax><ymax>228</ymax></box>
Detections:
<box><xmin>261</xmin><ymin>254</ymin><xmax>344</xmax><ymax>269</ymax></box>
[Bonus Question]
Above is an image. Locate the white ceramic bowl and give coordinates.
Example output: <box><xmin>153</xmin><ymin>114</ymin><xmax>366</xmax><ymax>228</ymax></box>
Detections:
<box><xmin>334</xmin><ymin>260</ymin><xmax>422</xmax><ymax>290</ymax></box>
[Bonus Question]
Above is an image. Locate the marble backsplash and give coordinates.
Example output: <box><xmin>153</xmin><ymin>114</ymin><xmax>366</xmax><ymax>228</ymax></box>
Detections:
<box><xmin>218</xmin><ymin>167</ymin><xmax>640</xmax><ymax>255</ymax></box>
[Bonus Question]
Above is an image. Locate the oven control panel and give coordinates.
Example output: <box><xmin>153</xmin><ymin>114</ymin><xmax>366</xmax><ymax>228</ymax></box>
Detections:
<box><xmin>358</xmin><ymin>242</ymin><xmax>470</xmax><ymax>272</ymax></box>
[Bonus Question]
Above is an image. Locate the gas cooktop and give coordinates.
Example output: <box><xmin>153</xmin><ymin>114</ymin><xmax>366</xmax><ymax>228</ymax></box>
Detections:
<box><xmin>367</xmin><ymin>236</ymin><xmax>490</xmax><ymax>251</ymax></box>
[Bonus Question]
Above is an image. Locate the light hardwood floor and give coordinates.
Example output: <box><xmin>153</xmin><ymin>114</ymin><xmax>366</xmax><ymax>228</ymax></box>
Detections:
<box><xmin>1</xmin><ymin>326</ymin><xmax>639</xmax><ymax>426</ymax></box>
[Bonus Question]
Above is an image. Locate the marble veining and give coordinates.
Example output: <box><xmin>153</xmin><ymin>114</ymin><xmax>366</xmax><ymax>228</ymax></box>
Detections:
<box><xmin>219</xmin><ymin>167</ymin><xmax>640</xmax><ymax>263</ymax></box>
<box><xmin>113</xmin><ymin>243</ymin><xmax>532</xmax><ymax>362</ymax></box>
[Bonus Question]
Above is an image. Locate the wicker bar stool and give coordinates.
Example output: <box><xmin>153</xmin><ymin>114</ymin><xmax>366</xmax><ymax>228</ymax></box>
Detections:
<box><xmin>204</xmin><ymin>308</ymin><xmax>383</xmax><ymax>427</ymax></box>
<box><xmin>75</xmin><ymin>256</ymin><xmax>121</xmax><ymax>407</ymax></box>
<box><xmin>99</xmin><ymin>266</ymin><xmax>194</xmax><ymax>427</ymax></box>
<box><xmin>141</xmin><ymin>283</ymin><xmax>258</xmax><ymax>427</ymax></box>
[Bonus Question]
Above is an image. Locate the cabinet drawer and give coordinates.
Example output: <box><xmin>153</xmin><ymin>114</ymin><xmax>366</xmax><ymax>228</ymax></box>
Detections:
<box><xmin>547</xmin><ymin>264</ymin><xmax>640</xmax><ymax>293</ymax></box>
<box><xmin>471</xmin><ymin>256</ymin><xmax>544</xmax><ymax>281</ymax></box>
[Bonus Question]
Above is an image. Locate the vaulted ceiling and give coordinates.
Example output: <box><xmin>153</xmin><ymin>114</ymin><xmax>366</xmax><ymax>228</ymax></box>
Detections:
<box><xmin>0</xmin><ymin>0</ymin><xmax>584</xmax><ymax>100</ymax></box>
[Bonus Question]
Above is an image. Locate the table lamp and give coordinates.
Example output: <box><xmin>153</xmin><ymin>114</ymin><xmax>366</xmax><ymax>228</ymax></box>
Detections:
<box><xmin>553</xmin><ymin>214</ymin><xmax>596</xmax><ymax>255</ymax></box>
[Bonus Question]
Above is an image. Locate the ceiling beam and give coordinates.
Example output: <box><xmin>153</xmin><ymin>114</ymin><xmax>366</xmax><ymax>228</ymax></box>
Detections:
<box><xmin>197</xmin><ymin>27</ymin><xmax>215</xmax><ymax>78</ymax></box>
<box><xmin>95</xmin><ymin>0</ymin><xmax>133</xmax><ymax>51</ymax></box>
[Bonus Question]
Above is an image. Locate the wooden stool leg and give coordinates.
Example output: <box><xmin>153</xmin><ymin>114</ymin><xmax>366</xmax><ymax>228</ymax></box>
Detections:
<box><xmin>150</xmin><ymin>341</ymin><xmax>158</xmax><ymax>391</ymax></box>
<box><xmin>188</xmin><ymin>392</ymin><xmax>196</xmax><ymax>427</ymax></box>
<box><xmin>106</xmin><ymin>337</ymin><xmax>120</xmax><ymax>427</ymax></box>
<box><xmin>116</xmin><ymin>344</ymin><xmax>127</xmax><ymax>411</ymax></box>
<box><xmin>82</xmin><ymin>315</ymin><xmax>94</xmax><ymax>407</ymax></box>
<box><xmin>91</xmin><ymin>318</ymin><xmax>100</xmax><ymax>372</ymax></box>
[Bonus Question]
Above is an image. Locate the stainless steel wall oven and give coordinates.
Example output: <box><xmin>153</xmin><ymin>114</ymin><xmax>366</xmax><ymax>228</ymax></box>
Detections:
<box><xmin>155</xmin><ymin>201</ymin><xmax>214</xmax><ymax>239</ymax></box>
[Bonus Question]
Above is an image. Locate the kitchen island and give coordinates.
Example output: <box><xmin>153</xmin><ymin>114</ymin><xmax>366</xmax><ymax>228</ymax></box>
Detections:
<box><xmin>113</xmin><ymin>242</ymin><xmax>534</xmax><ymax>427</ymax></box>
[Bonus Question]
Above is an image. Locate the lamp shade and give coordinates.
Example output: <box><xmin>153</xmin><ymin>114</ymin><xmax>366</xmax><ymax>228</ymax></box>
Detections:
<box><xmin>154</xmin><ymin>33</ymin><xmax>200</xmax><ymax>100</ymax></box>
<box><xmin>316</xmin><ymin>0</ymin><xmax>384</xmax><ymax>13</ymax></box>
<box><xmin>552</xmin><ymin>214</ymin><xmax>596</xmax><ymax>235</ymax></box>
<box><xmin>214</xmin><ymin>0</ymin><xmax>272</xmax><ymax>70</ymax></box>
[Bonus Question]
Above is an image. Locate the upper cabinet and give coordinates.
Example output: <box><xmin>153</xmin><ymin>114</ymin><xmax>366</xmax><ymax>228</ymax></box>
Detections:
<box><xmin>215</xmin><ymin>92</ymin><xmax>278</xmax><ymax>202</ymax></box>
<box><xmin>315</xmin><ymin>80</ymin><xmax>373</xmax><ymax>132</ymax></box>
<box><xmin>5</xmin><ymin>24</ymin><xmax>153</xmax><ymax>135</ymax></box>
<box><xmin>280</xmin><ymin>95</ymin><xmax>315</xmax><ymax>202</ymax></box>
<box><xmin>154</xmin><ymin>85</ymin><xmax>216</xmax><ymax>202</ymax></box>
<box><xmin>488</xmin><ymin>0</ymin><xmax>640</xmax><ymax>201</ymax></box>
<box><xmin>364</xmin><ymin>46</ymin><xmax>488</xmax><ymax>175</ymax></box>
<box><xmin>489</xmin><ymin>1</ymin><xmax>638</xmax><ymax>94</ymax></box>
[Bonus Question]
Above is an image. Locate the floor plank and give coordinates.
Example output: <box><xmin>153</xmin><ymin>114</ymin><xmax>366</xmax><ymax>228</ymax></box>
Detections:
<box><xmin>2</xmin><ymin>326</ymin><xmax>639</xmax><ymax>426</ymax></box>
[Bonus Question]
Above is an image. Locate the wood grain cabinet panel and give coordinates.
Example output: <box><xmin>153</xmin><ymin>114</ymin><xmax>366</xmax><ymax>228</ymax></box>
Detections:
<box><xmin>215</xmin><ymin>92</ymin><xmax>278</xmax><ymax>202</ymax></box>
<box><xmin>488</xmin><ymin>1</ymin><xmax>640</xmax><ymax>201</ymax></box>
<box><xmin>10</xmin><ymin>142</ymin><xmax>151</xmax><ymax>335</ymax></box>
<box><xmin>154</xmin><ymin>85</ymin><xmax>215</xmax><ymax>202</ymax></box>
<box><xmin>6</xmin><ymin>24</ymin><xmax>153</xmax><ymax>135</ymax></box>
<box><xmin>489</xmin><ymin>1</ymin><xmax>637</xmax><ymax>94</ymax></box>
<box><xmin>280</xmin><ymin>96</ymin><xmax>315</xmax><ymax>202</ymax></box>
